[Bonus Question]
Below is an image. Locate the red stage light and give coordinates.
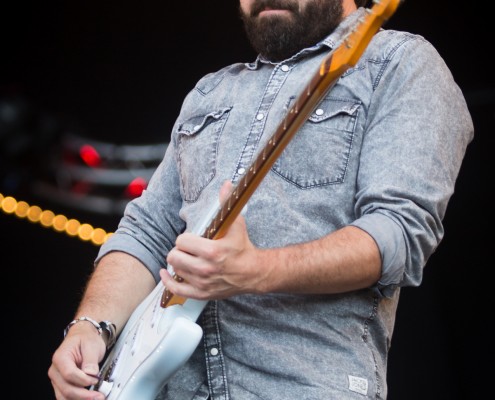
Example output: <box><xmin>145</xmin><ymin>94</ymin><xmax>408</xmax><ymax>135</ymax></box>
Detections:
<box><xmin>79</xmin><ymin>144</ymin><xmax>101</xmax><ymax>167</ymax></box>
<box><xmin>126</xmin><ymin>177</ymin><xmax>147</xmax><ymax>198</ymax></box>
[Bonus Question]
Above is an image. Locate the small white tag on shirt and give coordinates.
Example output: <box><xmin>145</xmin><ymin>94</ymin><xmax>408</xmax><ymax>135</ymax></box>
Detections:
<box><xmin>348</xmin><ymin>375</ymin><xmax>368</xmax><ymax>396</ymax></box>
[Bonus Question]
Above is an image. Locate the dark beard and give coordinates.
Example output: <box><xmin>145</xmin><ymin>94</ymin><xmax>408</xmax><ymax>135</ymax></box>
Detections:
<box><xmin>240</xmin><ymin>0</ymin><xmax>344</xmax><ymax>62</ymax></box>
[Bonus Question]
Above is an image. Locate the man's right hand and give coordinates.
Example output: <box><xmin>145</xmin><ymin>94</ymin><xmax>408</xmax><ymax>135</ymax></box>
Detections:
<box><xmin>48</xmin><ymin>322</ymin><xmax>107</xmax><ymax>400</ymax></box>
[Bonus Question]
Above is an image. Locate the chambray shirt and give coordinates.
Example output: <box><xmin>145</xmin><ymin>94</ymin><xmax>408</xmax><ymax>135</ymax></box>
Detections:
<box><xmin>96</xmin><ymin>9</ymin><xmax>473</xmax><ymax>400</ymax></box>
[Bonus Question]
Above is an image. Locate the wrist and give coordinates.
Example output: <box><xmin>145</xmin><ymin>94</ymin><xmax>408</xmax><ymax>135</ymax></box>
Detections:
<box><xmin>64</xmin><ymin>316</ymin><xmax>117</xmax><ymax>350</ymax></box>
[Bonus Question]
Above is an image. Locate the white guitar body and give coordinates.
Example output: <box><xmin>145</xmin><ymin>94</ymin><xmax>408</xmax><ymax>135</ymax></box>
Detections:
<box><xmin>92</xmin><ymin>283</ymin><xmax>207</xmax><ymax>399</ymax></box>
<box><xmin>92</xmin><ymin>201</ymin><xmax>220</xmax><ymax>399</ymax></box>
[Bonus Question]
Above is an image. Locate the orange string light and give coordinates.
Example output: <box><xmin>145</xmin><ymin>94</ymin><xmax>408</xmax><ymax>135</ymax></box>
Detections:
<box><xmin>0</xmin><ymin>193</ymin><xmax>113</xmax><ymax>246</ymax></box>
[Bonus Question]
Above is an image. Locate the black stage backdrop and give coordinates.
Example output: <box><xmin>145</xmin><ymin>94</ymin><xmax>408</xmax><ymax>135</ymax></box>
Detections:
<box><xmin>1</xmin><ymin>1</ymin><xmax>492</xmax><ymax>399</ymax></box>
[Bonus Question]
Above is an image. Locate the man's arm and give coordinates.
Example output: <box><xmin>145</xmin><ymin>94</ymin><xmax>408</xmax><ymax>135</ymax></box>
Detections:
<box><xmin>161</xmin><ymin>183</ymin><xmax>382</xmax><ymax>300</ymax></box>
<box><xmin>48</xmin><ymin>251</ymin><xmax>156</xmax><ymax>400</ymax></box>
<box><xmin>258</xmin><ymin>224</ymin><xmax>382</xmax><ymax>294</ymax></box>
<box><xmin>76</xmin><ymin>251</ymin><xmax>157</xmax><ymax>335</ymax></box>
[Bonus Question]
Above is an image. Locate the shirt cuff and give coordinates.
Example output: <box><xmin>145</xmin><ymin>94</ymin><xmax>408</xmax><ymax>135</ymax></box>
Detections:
<box><xmin>350</xmin><ymin>212</ymin><xmax>406</xmax><ymax>296</ymax></box>
<box><xmin>95</xmin><ymin>233</ymin><xmax>163</xmax><ymax>283</ymax></box>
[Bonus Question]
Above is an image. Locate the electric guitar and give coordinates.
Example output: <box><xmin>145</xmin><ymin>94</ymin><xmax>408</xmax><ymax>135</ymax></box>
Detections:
<box><xmin>92</xmin><ymin>1</ymin><xmax>401</xmax><ymax>398</ymax></box>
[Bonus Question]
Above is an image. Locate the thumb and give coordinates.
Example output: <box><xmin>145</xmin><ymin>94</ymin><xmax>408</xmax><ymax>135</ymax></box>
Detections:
<box><xmin>80</xmin><ymin>337</ymin><xmax>106</xmax><ymax>378</ymax></box>
<box><xmin>220</xmin><ymin>180</ymin><xmax>249</xmax><ymax>218</ymax></box>
<box><xmin>81</xmin><ymin>361</ymin><xmax>100</xmax><ymax>378</ymax></box>
<box><xmin>219</xmin><ymin>180</ymin><xmax>233</xmax><ymax>204</ymax></box>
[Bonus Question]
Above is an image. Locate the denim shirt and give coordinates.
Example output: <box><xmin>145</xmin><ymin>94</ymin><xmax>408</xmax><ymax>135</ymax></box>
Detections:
<box><xmin>96</xmin><ymin>9</ymin><xmax>473</xmax><ymax>400</ymax></box>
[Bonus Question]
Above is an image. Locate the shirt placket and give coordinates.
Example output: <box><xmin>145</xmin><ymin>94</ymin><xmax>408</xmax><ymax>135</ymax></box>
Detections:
<box><xmin>200</xmin><ymin>301</ymin><xmax>228</xmax><ymax>399</ymax></box>
<box><xmin>203</xmin><ymin>63</ymin><xmax>293</xmax><ymax>400</ymax></box>
<box><xmin>231</xmin><ymin>63</ymin><xmax>293</xmax><ymax>183</ymax></box>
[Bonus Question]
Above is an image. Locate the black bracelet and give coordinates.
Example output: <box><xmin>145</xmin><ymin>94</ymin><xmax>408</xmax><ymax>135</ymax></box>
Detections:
<box><xmin>99</xmin><ymin>320</ymin><xmax>117</xmax><ymax>349</ymax></box>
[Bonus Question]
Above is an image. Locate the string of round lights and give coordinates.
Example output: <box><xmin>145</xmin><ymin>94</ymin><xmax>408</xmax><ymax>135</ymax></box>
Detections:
<box><xmin>0</xmin><ymin>193</ymin><xmax>112</xmax><ymax>246</ymax></box>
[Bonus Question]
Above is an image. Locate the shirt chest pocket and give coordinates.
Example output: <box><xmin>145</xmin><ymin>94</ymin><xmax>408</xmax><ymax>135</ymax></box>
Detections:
<box><xmin>272</xmin><ymin>98</ymin><xmax>360</xmax><ymax>188</ymax></box>
<box><xmin>177</xmin><ymin>107</ymin><xmax>231</xmax><ymax>202</ymax></box>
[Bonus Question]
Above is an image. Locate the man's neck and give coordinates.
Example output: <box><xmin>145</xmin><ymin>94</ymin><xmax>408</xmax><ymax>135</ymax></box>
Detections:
<box><xmin>342</xmin><ymin>0</ymin><xmax>358</xmax><ymax>17</ymax></box>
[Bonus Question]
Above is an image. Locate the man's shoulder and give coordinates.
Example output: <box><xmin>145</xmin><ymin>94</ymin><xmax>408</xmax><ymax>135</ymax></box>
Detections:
<box><xmin>200</xmin><ymin>62</ymin><xmax>250</xmax><ymax>82</ymax></box>
<box><xmin>193</xmin><ymin>62</ymin><xmax>250</xmax><ymax>95</ymax></box>
<box><xmin>366</xmin><ymin>29</ymin><xmax>437</xmax><ymax>62</ymax></box>
<box><xmin>374</xmin><ymin>29</ymin><xmax>426</xmax><ymax>46</ymax></box>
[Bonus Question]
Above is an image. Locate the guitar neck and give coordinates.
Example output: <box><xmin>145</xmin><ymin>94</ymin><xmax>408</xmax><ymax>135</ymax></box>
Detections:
<box><xmin>203</xmin><ymin>71</ymin><xmax>338</xmax><ymax>241</ymax></box>
<box><xmin>162</xmin><ymin>0</ymin><xmax>400</xmax><ymax>308</ymax></box>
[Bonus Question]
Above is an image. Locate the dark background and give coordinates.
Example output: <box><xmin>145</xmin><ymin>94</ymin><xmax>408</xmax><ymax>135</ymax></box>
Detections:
<box><xmin>1</xmin><ymin>1</ymin><xmax>492</xmax><ymax>399</ymax></box>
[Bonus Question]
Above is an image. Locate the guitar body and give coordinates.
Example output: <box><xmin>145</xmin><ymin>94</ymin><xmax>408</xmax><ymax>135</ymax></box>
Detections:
<box><xmin>92</xmin><ymin>283</ymin><xmax>206</xmax><ymax>399</ymax></box>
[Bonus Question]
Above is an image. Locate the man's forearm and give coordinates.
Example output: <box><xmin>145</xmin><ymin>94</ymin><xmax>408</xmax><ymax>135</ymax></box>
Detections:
<box><xmin>75</xmin><ymin>251</ymin><xmax>157</xmax><ymax>335</ymax></box>
<box><xmin>259</xmin><ymin>225</ymin><xmax>382</xmax><ymax>295</ymax></box>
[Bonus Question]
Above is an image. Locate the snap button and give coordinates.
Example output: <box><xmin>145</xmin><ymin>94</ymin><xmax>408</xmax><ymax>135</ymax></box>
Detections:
<box><xmin>210</xmin><ymin>347</ymin><xmax>219</xmax><ymax>356</ymax></box>
<box><xmin>237</xmin><ymin>167</ymin><xmax>246</xmax><ymax>175</ymax></box>
<box><xmin>281</xmin><ymin>65</ymin><xmax>289</xmax><ymax>72</ymax></box>
<box><xmin>256</xmin><ymin>113</ymin><xmax>264</xmax><ymax>121</ymax></box>
<box><xmin>315</xmin><ymin>108</ymin><xmax>324</xmax><ymax>116</ymax></box>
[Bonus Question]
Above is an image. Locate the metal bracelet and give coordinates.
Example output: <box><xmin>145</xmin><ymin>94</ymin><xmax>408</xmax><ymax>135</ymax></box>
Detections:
<box><xmin>64</xmin><ymin>316</ymin><xmax>102</xmax><ymax>337</ymax></box>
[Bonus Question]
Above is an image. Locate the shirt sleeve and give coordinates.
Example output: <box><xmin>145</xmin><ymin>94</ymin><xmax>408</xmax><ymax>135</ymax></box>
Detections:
<box><xmin>351</xmin><ymin>33</ymin><xmax>473</xmax><ymax>295</ymax></box>
<box><xmin>95</xmin><ymin>138</ymin><xmax>186</xmax><ymax>282</ymax></box>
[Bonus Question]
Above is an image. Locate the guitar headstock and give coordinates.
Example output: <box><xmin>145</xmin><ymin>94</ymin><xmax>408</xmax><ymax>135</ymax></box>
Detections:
<box><xmin>323</xmin><ymin>0</ymin><xmax>401</xmax><ymax>76</ymax></box>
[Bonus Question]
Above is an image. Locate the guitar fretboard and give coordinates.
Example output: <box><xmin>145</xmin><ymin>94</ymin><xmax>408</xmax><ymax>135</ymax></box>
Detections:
<box><xmin>202</xmin><ymin>66</ymin><xmax>336</xmax><ymax>241</ymax></box>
